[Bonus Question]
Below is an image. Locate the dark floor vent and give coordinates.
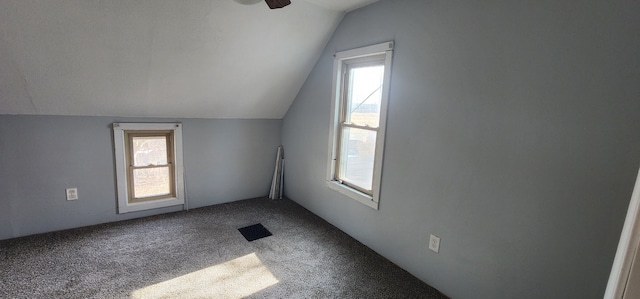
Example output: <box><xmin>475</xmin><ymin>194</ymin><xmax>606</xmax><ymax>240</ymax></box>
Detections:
<box><xmin>238</xmin><ymin>223</ymin><xmax>272</xmax><ymax>242</ymax></box>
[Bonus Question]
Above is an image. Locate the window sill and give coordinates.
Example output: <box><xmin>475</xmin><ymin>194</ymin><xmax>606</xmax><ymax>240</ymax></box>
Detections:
<box><xmin>118</xmin><ymin>196</ymin><xmax>184</xmax><ymax>214</ymax></box>
<box><xmin>326</xmin><ymin>180</ymin><xmax>379</xmax><ymax>210</ymax></box>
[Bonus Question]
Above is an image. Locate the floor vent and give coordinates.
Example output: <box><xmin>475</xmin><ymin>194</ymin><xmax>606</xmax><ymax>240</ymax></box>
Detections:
<box><xmin>238</xmin><ymin>223</ymin><xmax>272</xmax><ymax>242</ymax></box>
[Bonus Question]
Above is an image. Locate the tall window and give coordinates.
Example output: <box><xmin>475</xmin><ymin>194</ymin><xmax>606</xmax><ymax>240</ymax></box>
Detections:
<box><xmin>327</xmin><ymin>42</ymin><xmax>394</xmax><ymax>209</ymax></box>
<box><xmin>113</xmin><ymin>123</ymin><xmax>185</xmax><ymax>213</ymax></box>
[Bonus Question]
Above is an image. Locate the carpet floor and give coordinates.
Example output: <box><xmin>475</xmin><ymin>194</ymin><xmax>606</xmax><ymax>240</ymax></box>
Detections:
<box><xmin>0</xmin><ymin>197</ymin><xmax>448</xmax><ymax>298</ymax></box>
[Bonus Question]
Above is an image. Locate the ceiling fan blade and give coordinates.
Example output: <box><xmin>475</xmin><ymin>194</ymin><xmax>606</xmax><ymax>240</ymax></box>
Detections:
<box><xmin>265</xmin><ymin>0</ymin><xmax>291</xmax><ymax>9</ymax></box>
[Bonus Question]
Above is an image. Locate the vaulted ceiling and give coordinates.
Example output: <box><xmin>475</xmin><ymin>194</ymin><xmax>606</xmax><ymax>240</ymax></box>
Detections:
<box><xmin>0</xmin><ymin>0</ymin><xmax>378</xmax><ymax>119</ymax></box>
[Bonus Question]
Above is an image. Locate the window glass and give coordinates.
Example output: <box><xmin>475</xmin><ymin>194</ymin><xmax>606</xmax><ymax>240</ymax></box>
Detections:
<box><xmin>133</xmin><ymin>167</ymin><xmax>171</xmax><ymax>198</ymax></box>
<box><xmin>339</xmin><ymin>127</ymin><xmax>377</xmax><ymax>191</ymax></box>
<box><xmin>345</xmin><ymin>65</ymin><xmax>384</xmax><ymax>128</ymax></box>
<box><xmin>126</xmin><ymin>132</ymin><xmax>174</xmax><ymax>201</ymax></box>
<box><xmin>132</xmin><ymin>136</ymin><xmax>168</xmax><ymax>166</ymax></box>
<box><xmin>336</xmin><ymin>60</ymin><xmax>384</xmax><ymax>193</ymax></box>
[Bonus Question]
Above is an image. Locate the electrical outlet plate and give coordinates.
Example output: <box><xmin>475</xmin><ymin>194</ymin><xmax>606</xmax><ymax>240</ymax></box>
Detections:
<box><xmin>66</xmin><ymin>188</ymin><xmax>78</xmax><ymax>201</ymax></box>
<box><xmin>429</xmin><ymin>234</ymin><xmax>440</xmax><ymax>253</ymax></box>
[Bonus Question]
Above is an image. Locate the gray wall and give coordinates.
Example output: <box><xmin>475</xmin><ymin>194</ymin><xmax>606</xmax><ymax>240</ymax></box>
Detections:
<box><xmin>0</xmin><ymin>115</ymin><xmax>281</xmax><ymax>240</ymax></box>
<box><xmin>282</xmin><ymin>0</ymin><xmax>640</xmax><ymax>298</ymax></box>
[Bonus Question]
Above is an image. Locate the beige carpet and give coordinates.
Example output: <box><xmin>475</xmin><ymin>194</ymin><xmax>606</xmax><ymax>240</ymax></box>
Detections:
<box><xmin>0</xmin><ymin>197</ymin><xmax>448</xmax><ymax>298</ymax></box>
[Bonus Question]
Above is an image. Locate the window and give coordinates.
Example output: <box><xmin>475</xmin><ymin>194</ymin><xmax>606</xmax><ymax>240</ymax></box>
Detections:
<box><xmin>327</xmin><ymin>42</ymin><xmax>394</xmax><ymax>209</ymax></box>
<box><xmin>113</xmin><ymin>123</ymin><xmax>185</xmax><ymax>213</ymax></box>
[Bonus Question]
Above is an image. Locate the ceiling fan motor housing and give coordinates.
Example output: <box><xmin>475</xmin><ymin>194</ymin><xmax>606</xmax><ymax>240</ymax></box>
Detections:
<box><xmin>265</xmin><ymin>0</ymin><xmax>291</xmax><ymax>9</ymax></box>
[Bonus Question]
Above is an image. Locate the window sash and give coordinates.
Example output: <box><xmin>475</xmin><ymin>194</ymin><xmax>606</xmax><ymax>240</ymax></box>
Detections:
<box><xmin>334</xmin><ymin>58</ymin><xmax>385</xmax><ymax>195</ymax></box>
<box><xmin>125</xmin><ymin>131</ymin><xmax>175</xmax><ymax>202</ymax></box>
<box><xmin>340</xmin><ymin>122</ymin><xmax>380</xmax><ymax>131</ymax></box>
<box><xmin>341</xmin><ymin>59</ymin><xmax>384</xmax><ymax>129</ymax></box>
<box><xmin>336</xmin><ymin>129</ymin><xmax>378</xmax><ymax>193</ymax></box>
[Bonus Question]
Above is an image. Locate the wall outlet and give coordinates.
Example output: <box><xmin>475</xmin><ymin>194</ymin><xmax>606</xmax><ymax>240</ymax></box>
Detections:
<box><xmin>66</xmin><ymin>188</ymin><xmax>78</xmax><ymax>201</ymax></box>
<box><xmin>429</xmin><ymin>234</ymin><xmax>440</xmax><ymax>253</ymax></box>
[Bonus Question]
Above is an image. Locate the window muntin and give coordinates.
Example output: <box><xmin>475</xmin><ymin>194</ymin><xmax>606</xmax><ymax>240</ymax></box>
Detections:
<box><xmin>327</xmin><ymin>42</ymin><xmax>393</xmax><ymax>209</ymax></box>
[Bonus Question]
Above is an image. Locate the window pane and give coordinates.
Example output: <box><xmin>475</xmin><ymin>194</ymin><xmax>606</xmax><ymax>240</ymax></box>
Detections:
<box><xmin>133</xmin><ymin>136</ymin><xmax>168</xmax><ymax>166</ymax></box>
<box><xmin>133</xmin><ymin>167</ymin><xmax>171</xmax><ymax>198</ymax></box>
<box><xmin>339</xmin><ymin>127</ymin><xmax>376</xmax><ymax>191</ymax></box>
<box><xmin>346</xmin><ymin>65</ymin><xmax>384</xmax><ymax>128</ymax></box>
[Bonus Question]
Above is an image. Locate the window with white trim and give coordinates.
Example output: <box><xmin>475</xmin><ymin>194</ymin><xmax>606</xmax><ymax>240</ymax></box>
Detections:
<box><xmin>113</xmin><ymin>123</ymin><xmax>185</xmax><ymax>213</ymax></box>
<box><xmin>327</xmin><ymin>42</ymin><xmax>394</xmax><ymax>209</ymax></box>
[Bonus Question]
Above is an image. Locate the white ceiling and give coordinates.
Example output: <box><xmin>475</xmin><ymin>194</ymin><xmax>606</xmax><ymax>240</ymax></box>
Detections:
<box><xmin>0</xmin><ymin>0</ymin><xmax>378</xmax><ymax>119</ymax></box>
<box><xmin>305</xmin><ymin>0</ymin><xmax>379</xmax><ymax>12</ymax></box>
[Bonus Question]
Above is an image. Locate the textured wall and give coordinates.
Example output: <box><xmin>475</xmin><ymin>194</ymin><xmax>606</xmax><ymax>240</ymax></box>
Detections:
<box><xmin>282</xmin><ymin>0</ymin><xmax>640</xmax><ymax>298</ymax></box>
<box><xmin>0</xmin><ymin>115</ymin><xmax>282</xmax><ymax>240</ymax></box>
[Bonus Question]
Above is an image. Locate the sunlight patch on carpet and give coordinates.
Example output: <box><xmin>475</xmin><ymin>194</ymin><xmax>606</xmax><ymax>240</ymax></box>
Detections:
<box><xmin>130</xmin><ymin>253</ymin><xmax>279</xmax><ymax>299</ymax></box>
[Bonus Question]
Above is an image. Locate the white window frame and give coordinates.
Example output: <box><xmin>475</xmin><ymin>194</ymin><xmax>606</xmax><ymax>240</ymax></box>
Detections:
<box><xmin>326</xmin><ymin>41</ymin><xmax>394</xmax><ymax>210</ymax></box>
<box><xmin>113</xmin><ymin>123</ymin><xmax>185</xmax><ymax>213</ymax></box>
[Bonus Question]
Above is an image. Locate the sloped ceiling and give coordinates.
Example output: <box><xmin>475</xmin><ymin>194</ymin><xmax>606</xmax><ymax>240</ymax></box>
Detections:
<box><xmin>0</xmin><ymin>0</ymin><xmax>377</xmax><ymax>119</ymax></box>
